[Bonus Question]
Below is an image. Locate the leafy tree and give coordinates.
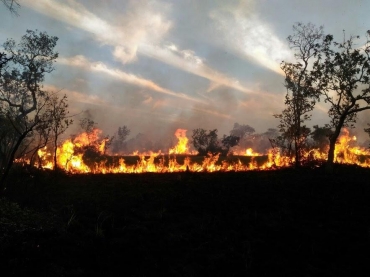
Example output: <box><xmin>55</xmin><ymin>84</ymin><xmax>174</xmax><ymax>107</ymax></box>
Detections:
<box><xmin>192</xmin><ymin>128</ymin><xmax>221</xmax><ymax>155</ymax></box>
<box><xmin>230</xmin><ymin>123</ymin><xmax>255</xmax><ymax>139</ymax></box>
<box><xmin>312</xmin><ymin>31</ymin><xmax>370</xmax><ymax>170</ymax></box>
<box><xmin>229</xmin><ymin>123</ymin><xmax>255</xmax><ymax>149</ymax></box>
<box><xmin>192</xmin><ymin>128</ymin><xmax>242</xmax><ymax>156</ymax></box>
<box><xmin>221</xmin><ymin>135</ymin><xmax>240</xmax><ymax>154</ymax></box>
<box><xmin>275</xmin><ymin>23</ymin><xmax>323</xmax><ymax>167</ymax></box>
<box><xmin>0</xmin><ymin>30</ymin><xmax>58</xmax><ymax>189</ymax></box>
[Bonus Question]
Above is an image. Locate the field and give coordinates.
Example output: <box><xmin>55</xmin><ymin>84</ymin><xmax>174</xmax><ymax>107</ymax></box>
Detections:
<box><xmin>1</xmin><ymin>164</ymin><xmax>370</xmax><ymax>276</ymax></box>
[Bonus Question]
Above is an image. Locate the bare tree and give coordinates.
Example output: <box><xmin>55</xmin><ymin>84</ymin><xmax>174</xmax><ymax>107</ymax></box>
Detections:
<box><xmin>112</xmin><ymin>125</ymin><xmax>130</xmax><ymax>153</ymax></box>
<box><xmin>1</xmin><ymin>0</ymin><xmax>20</xmax><ymax>15</ymax></box>
<box><xmin>313</xmin><ymin>31</ymin><xmax>370</xmax><ymax>171</ymax></box>
<box><xmin>46</xmin><ymin>93</ymin><xmax>73</xmax><ymax>170</ymax></box>
<box><xmin>79</xmin><ymin>117</ymin><xmax>97</xmax><ymax>145</ymax></box>
<box><xmin>275</xmin><ymin>23</ymin><xmax>324</xmax><ymax>167</ymax></box>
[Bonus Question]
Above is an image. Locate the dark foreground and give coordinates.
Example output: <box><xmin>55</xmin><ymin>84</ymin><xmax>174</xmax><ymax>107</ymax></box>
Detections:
<box><xmin>1</xmin><ymin>165</ymin><xmax>370</xmax><ymax>276</ymax></box>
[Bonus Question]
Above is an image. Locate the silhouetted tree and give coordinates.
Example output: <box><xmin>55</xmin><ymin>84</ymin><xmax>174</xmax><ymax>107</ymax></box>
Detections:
<box><xmin>112</xmin><ymin>125</ymin><xmax>130</xmax><ymax>153</ymax></box>
<box><xmin>0</xmin><ymin>30</ymin><xmax>58</xmax><ymax>189</ymax></box>
<box><xmin>312</xmin><ymin>31</ymin><xmax>370</xmax><ymax>171</ymax></box>
<box><xmin>275</xmin><ymin>22</ymin><xmax>323</xmax><ymax>167</ymax></box>
<box><xmin>192</xmin><ymin>129</ymin><xmax>222</xmax><ymax>155</ymax></box>
<box><xmin>221</xmin><ymin>135</ymin><xmax>240</xmax><ymax>154</ymax></box>
<box><xmin>46</xmin><ymin>94</ymin><xmax>73</xmax><ymax>170</ymax></box>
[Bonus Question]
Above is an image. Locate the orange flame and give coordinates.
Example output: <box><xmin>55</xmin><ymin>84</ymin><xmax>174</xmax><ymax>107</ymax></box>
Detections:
<box><xmin>169</xmin><ymin>129</ymin><xmax>189</xmax><ymax>154</ymax></box>
<box><xmin>30</xmin><ymin>127</ymin><xmax>370</xmax><ymax>174</ymax></box>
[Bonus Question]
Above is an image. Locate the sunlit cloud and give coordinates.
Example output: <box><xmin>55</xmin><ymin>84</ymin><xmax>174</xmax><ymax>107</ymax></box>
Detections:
<box><xmin>22</xmin><ymin>0</ymin><xmax>254</xmax><ymax>95</ymax></box>
<box><xmin>209</xmin><ymin>3</ymin><xmax>292</xmax><ymax>75</ymax></box>
<box><xmin>23</xmin><ymin>0</ymin><xmax>171</xmax><ymax>64</ymax></box>
<box><xmin>58</xmin><ymin>55</ymin><xmax>206</xmax><ymax>104</ymax></box>
<box><xmin>140</xmin><ymin>43</ymin><xmax>255</xmax><ymax>94</ymax></box>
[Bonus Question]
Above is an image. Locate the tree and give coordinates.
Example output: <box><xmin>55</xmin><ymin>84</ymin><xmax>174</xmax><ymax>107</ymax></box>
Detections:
<box><xmin>0</xmin><ymin>30</ymin><xmax>58</xmax><ymax>189</ymax></box>
<box><xmin>312</xmin><ymin>31</ymin><xmax>370</xmax><ymax>170</ymax></box>
<box><xmin>112</xmin><ymin>125</ymin><xmax>130</xmax><ymax>153</ymax></box>
<box><xmin>192</xmin><ymin>129</ymin><xmax>221</xmax><ymax>155</ymax></box>
<box><xmin>221</xmin><ymin>135</ymin><xmax>240</xmax><ymax>154</ymax></box>
<box><xmin>1</xmin><ymin>0</ymin><xmax>20</xmax><ymax>15</ymax></box>
<box><xmin>79</xmin><ymin>117</ymin><xmax>96</xmax><ymax>134</ymax></box>
<box><xmin>79</xmin><ymin>117</ymin><xmax>97</xmax><ymax>145</ymax></box>
<box><xmin>230</xmin><ymin>123</ymin><xmax>255</xmax><ymax>139</ymax></box>
<box><xmin>275</xmin><ymin>23</ymin><xmax>323</xmax><ymax>167</ymax></box>
<box><xmin>192</xmin><ymin>128</ymin><xmax>241</xmax><ymax>156</ymax></box>
<box><xmin>46</xmin><ymin>93</ymin><xmax>73</xmax><ymax>170</ymax></box>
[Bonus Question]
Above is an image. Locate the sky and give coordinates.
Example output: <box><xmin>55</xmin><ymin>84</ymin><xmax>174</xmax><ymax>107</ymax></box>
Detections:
<box><xmin>1</xmin><ymin>0</ymin><xmax>370</xmax><ymax>142</ymax></box>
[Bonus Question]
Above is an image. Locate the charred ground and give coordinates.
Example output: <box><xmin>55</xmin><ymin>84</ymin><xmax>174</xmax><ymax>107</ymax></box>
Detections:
<box><xmin>2</xmin><ymin>165</ymin><xmax>370</xmax><ymax>276</ymax></box>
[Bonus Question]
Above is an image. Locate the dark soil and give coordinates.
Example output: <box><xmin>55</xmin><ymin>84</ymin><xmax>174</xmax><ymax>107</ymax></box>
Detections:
<box><xmin>1</xmin><ymin>164</ymin><xmax>370</xmax><ymax>276</ymax></box>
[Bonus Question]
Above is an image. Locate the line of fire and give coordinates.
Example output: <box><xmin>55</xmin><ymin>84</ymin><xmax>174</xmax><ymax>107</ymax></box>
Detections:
<box><xmin>24</xmin><ymin>127</ymin><xmax>370</xmax><ymax>174</ymax></box>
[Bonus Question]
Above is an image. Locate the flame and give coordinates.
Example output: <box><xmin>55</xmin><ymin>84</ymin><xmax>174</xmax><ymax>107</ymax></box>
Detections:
<box><xmin>28</xmin><ymin>127</ymin><xmax>370</xmax><ymax>174</ymax></box>
<box><xmin>245</xmin><ymin>148</ymin><xmax>262</xmax><ymax>156</ymax></box>
<box><xmin>169</xmin><ymin>129</ymin><xmax>189</xmax><ymax>154</ymax></box>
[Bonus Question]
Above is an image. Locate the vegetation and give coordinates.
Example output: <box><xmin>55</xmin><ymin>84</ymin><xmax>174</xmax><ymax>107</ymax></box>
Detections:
<box><xmin>191</xmin><ymin>128</ymin><xmax>239</xmax><ymax>156</ymax></box>
<box><xmin>274</xmin><ymin>23</ymin><xmax>323</xmax><ymax>167</ymax></box>
<box><xmin>312</xmin><ymin>31</ymin><xmax>370</xmax><ymax>170</ymax></box>
<box><xmin>275</xmin><ymin>23</ymin><xmax>370</xmax><ymax>171</ymax></box>
<box><xmin>0</xmin><ymin>30</ymin><xmax>63</xmax><ymax>189</ymax></box>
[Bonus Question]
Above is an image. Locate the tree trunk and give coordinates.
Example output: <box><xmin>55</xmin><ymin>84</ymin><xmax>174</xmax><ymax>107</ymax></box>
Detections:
<box><xmin>294</xmin><ymin>117</ymin><xmax>301</xmax><ymax>168</ymax></box>
<box><xmin>53</xmin><ymin>134</ymin><xmax>58</xmax><ymax>171</ymax></box>
<box><xmin>326</xmin><ymin>137</ymin><xmax>337</xmax><ymax>173</ymax></box>
<box><xmin>294</xmin><ymin>137</ymin><xmax>300</xmax><ymax>168</ymax></box>
<box><xmin>0</xmin><ymin>131</ymin><xmax>28</xmax><ymax>192</ymax></box>
<box><xmin>326</xmin><ymin>115</ymin><xmax>346</xmax><ymax>173</ymax></box>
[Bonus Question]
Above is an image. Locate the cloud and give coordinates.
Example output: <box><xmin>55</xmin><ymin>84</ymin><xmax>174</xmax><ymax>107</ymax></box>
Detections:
<box><xmin>22</xmin><ymin>0</ymin><xmax>254</xmax><ymax>95</ymax></box>
<box><xmin>139</xmin><ymin>43</ymin><xmax>256</xmax><ymax>94</ymax></box>
<box><xmin>23</xmin><ymin>0</ymin><xmax>172</xmax><ymax>64</ymax></box>
<box><xmin>209</xmin><ymin>2</ymin><xmax>292</xmax><ymax>75</ymax></box>
<box><xmin>58</xmin><ymin>55</ymin><xmax>205</xmax><ymax>104</ymax></box>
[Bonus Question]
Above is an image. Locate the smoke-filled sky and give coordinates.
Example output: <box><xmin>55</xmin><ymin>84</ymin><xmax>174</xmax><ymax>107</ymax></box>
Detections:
<box><xmin>1</xmin><ymin>0</ymin><xmax>370</xmax><ymax>141</ymax></box>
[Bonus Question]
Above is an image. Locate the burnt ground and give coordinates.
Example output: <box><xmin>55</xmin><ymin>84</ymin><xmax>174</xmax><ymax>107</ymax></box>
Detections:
<box><xmin>1</xmin><ymin>164</ymin><xmax>370</xmax><ymax>276</ymax></box>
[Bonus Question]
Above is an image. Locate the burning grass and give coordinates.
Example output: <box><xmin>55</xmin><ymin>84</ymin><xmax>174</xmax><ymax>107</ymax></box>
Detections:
<box><xmin>18</xmin><ymin>128</ymin><xmax>370</xmax><ymax>173</ymax></box>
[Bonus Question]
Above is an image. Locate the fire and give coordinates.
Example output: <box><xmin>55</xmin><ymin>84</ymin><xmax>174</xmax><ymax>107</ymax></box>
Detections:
<box><xmin>169</xmin><ymin>129</ymin><xmax>189</xmax><ymax>154</ymax></box>
<box><xmin>245</xmin><ymin>148</ymin><xmax>262</xmax><ymax>156</ymax></box>
<box><xmin>333</xmin><ymin>129</ymin><xmax>370</xmax><ymax>166</ymax></box>
<box><xmin>31</xmin><ymin>127</ymin><xmax>370</xmax><ymax>174</ymax></box>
